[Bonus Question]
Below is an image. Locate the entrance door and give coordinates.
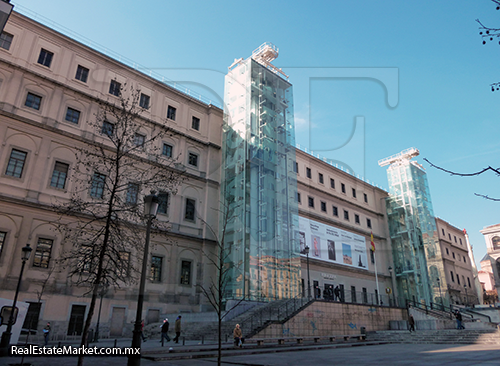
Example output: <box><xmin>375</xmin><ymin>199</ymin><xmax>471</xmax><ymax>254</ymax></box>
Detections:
<box><xmin>110</xmin><ymin>307</ymin><xmax>126</xmax><ymax>336</ymax></box>
<box><xmin>68</xmin><ymin>305</ymin><xmax>86</xmax><ymax>336</ymax></box>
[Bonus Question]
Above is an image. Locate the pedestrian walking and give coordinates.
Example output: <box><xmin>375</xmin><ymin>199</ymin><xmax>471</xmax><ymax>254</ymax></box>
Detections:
<box><xmin>160</xmin><ymin>318</ymin><xmax>170</xmax><ymax>345</ymax></box>
<box><xmin>408</xmin><ymin>315</ymin><xmax>415</xmax><ymax>333</ymax></box>
<box><xmin>43</xmin><ymin>322</ymin><xmax>51</xmax><ymax>346</ymax></box>
<box><xmin>334</xmin><ymin>286</ymin><xmax>341</xmax><ymax>301</ymax></box>
<box><xmin>141</xmin><ymin>319</ymin><xmax>147</xmax><ymax>342</ymax></box>
<box><xmin>173</xmin><ymin>315</ymin><xmax>182</xmax><ymax>343</ymax></box>
<box><xmin>233</xmin><ymin>324</ymin><xmax>243</xmax><ymax>348</ymax></box>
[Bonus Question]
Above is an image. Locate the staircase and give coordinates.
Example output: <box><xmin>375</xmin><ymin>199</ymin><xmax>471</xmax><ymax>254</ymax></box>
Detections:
<box><xmin>368</xmin><ymin>329</ymin><xmax>500</xmax><ymax>345</ymax></box>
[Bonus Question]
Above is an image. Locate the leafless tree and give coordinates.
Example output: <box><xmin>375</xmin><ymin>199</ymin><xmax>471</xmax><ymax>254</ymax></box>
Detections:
<box><xmin>53</xmin><ymin>83</ymin><xmax>182</xmax><ymax>366</ymax></box>
<box><xmin>477</xmin><ymin>0</ymin><xmax>500</xmax><ymax>90</ymax></box>
<box><xmin>423</xmin><ymin>158</ymin><xmax>500</xmax><ymax>201</ymax></box>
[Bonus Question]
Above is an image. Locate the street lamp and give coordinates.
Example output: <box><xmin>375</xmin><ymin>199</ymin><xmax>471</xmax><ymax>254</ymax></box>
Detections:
<box><xmin>304</xmin><ymin>245</ymin><xmax>311</xmax><ymax>299</ymax></box>
<box><xmin>388</xmin><ymin>266</ymin><xmax>396</xmax><ymax>306</ymax></box>
<box><xmin>128</xmin><ymin>192</ymin><xmax>158</xmax><ymax>366</ymax></box>
<box><xmin>464</xmin><ymin>285</ymin><xmax>468</xmax><ymax>307</ymax></box>
<box><xmin>0</xmin><ymin>1</ymin><xmax>13</xmax><ymax>35</ymax></box>
<box><xmin>437</xmin><ymin>277</ymin><xmax>443</xmax><ymax>310</ymax></box>
<box><xmin>0</xmin><ymin>243</ymin><xmax>32</xmax><ymax>349</ymax></box>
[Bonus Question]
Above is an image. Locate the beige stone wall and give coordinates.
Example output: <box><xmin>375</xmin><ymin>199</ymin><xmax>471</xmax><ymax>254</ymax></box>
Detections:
<box><xmin>253</xmin><ymin>302</ymin><xmax>407</xmax><ymax>338</ymax></box>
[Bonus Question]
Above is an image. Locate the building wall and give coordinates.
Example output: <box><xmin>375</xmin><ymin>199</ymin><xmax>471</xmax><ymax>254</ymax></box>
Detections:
<box><xmin>295</xmin><ymin>149</ymin><xmax>395</xmax><ymax>304</ymax></box>
<box><xmin>0</xmin><ymin>12</ymin><xmax>223</xmax><ymax>338</ymax></box>
<box><xmin>435</xmin><ymin>218</ymin><xmax>478</xmax><ymax>305</ymax></box>
<box><xmin>480</xmin><ymin>223</ymin><xmax>500</xmax><ymax>296</ymax></box>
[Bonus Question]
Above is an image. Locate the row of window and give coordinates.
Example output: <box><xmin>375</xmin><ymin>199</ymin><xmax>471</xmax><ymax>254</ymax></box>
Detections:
<box><xmin>449</xmin><ymin>270</ymin><xmax>471</xmax><ymax>288</ymax></box>
<box><xmin>444</xmin><ymin>247</ymin><xmax>467</xmax><ymax>264</ymax></box>
<box><xmin>296</xmin><ymin>164</ymin><xmax>369</xmax><ymax>204</ymax></box>
<box><xmin>298</xmin><ymin>193</ymin><xmax>372</xmax><ymax>229</ymax></box>
<box><xmin>441</xmin><ymin>228</ymin><xmax>463</xmax><ymax>245</ymax></box>
<box><xmin>0</xmin><ymin>232</ymin><xmax>193</xmax><ymax>285</ymax></box>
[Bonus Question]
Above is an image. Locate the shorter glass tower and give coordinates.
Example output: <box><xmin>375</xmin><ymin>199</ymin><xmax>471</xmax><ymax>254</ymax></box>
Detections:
<box><xmin>379</xmin><ymin>148</ymin><xmax>444</xmax><ymax>305</ymax></box>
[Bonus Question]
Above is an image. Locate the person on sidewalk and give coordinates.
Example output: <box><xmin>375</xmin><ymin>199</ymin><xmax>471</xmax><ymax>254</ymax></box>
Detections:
<box><xmin>160</xmin><ymin>318</ymin><xmax>170</xmax><ymax>344</ymax></box>
<box><xmin>233</xmin><ymin>324</ymin><xmax>243</xmax><ymax>348</ymax></box>
<box><xmin>141</xmin><ymin>319</ymin><xmax>147</xmax><ymax>342</ymax></box>
<box><xmin>43</xmin><ymin>322</ymin><xmax>51</xmax><ymax>346</ymax></box>
<box><xmin>408</xmin><ymin>315</ymin><xmax>415</xmax><ymax>333</ymax></box>
<box><xmin>455</xmin><ymin>310</ymin><xmax>465</xmax><ymax>329</ymax></box>
<box><xmin>173</xmin><ymin>315</ymin><xmax>182</xmax><ymax>343</ymax></box>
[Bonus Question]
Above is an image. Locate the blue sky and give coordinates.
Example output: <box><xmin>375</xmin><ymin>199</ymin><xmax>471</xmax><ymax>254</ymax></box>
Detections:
<box><xmin>12</xmin><ymin>0</ymin><xmax>500</xmax><ymax>268</ymax></box>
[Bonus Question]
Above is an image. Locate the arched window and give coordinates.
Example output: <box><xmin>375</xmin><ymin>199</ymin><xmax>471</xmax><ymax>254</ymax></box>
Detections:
<box><xmin>492</xmin><ymin>236</ymin><xmax>500</xmax><ymax>250</ymax></box>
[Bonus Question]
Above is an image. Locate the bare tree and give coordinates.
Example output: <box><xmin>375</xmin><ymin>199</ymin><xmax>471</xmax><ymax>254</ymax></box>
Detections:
<box><xmin>198</xmin><ymin>203</ymin><xmax>243</xmax><ymax>366</ymax></box>
<box><xmin>54</xmin><ymin>83</ymin><xmax>182</xmax><ymax>366</ymax></box>
<box><xmin>423</xmin><ymin>158</ymin><xmax>500</xmax><ymax>201</ymax></box>
<box><xmin>477</xmin><ymin>0</ymin><xmax>500</xmax><ymax>90</ymax></box>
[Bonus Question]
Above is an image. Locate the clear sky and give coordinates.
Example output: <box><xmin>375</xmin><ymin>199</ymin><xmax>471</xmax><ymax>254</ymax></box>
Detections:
<box><xmin>11</xmin><ymin>0</ymin><xmax>500</xmax><ymax>269</ymax></box>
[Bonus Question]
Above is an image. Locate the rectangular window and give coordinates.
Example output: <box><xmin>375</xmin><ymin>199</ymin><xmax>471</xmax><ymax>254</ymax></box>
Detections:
<box><xmin>22</xmin><ymin>302</ymin><xmax>41</xmax><ymax>331</ymax></box>
<box><xmin>344</xmin><ymin>210</ymin><xmax>349</xmax><ymax>221</ymax></box>
<box><xmin>65</xmin><ymin>107</ymin><xmax>81</xmax><ymax>124</ymax></box>
<box><xmin>330</xmin><ymin>178</ymin><xmax>335</xmax><ymax>189</ymax></box>
<box><xmin>78</xmin><ymin>245</ymin><xmax>95</xmax><ymax>273</ymax></box>
<box><xmin>5</xmin><ymin>149</ymin><xmax>27</xmax><ymax>178</ymax></box>
<box><xmin>101</xmin><ymin>121</ymin><xmax>114</xmax><ymax>136</ymax></box>
<box><xmin>180</xmin><ymin>260</ymin><xmax>191</xmax><ymax>285</ymax></box>
<box><xmin>352</xmin><ymin>188</ymin><xmax>356</xmax><ymax>198</ymax></box>
<box><xmin>184</xmin><ymin>198</ymin><xmax>196</xmax><ymax>221</ymax></box>
<box><xmin>308</xmin><ymin>196</ymin><xmax>314</xmax><ymax>208</ymax></box>
<box><xmin>452</xmin><ymin>252</ymin><xmax>455</xmax><ymax>259</ymax></box>
<box><xmin>370</xmin><ymin>249</ymin><xmax>375</xmax><ymax>264</ymax></box>
<box><xmin>321</xmin><ymin>201</ymin><xmax>326</xmax><ymax>212</ymax></box>
<box><xmin>355</xmin><ymin>214</ymin><xmax>360</xmax><ymax>224</ymax></box>
<box><xmin>126</xmin><ymin>183</ymin><xmax>139</xmax><ymax>205</ymax></box>
<box><xmin>191</xmin><ymin>116</ymin><xmax>200</xmax><ymax>131</ymax></box>
<box><xmin>0</xmin><ymin>231</ymin><xmax>6</xmax><ymax>257</ymax></box>
<box><xmin>454</xmin><ymin>236</ymin><xmax>457</xmax><ymax>243</ymax></box>
<box><xmin>134</xmin><ymin>133</ymin><xmax>145</xmax><ymax>147</ymax></box>
<box><xmin>157</xmin><ymin>192</ymin><xmax>169</xmax><ymax>214</ymax></box>
<box><xmin>25</xmin><ymin>92</ymin><xmax>42</xmax><ymax>110</ymax></box>
<box><xmin>341</xmin><ymin>183</ymin><xmax>346</xmax><ymax>193</ymax></box>
<box><xmin>364</xmin><ymin>193</ymin><xmax>368</xmax><ymax>203</ymax></box>
<box><xmin>162</xmin><ymin>143</ymin><xmax>173</xmax><ymax>157</ymax></box>
<box><xmin>0</xmin><ymin>32</ymin><xmax>13</xmax><ymax>50</ymax></box>
<box><xmin>167</xmin><ymin>105</ymin><xmax>176</xmax><ymax>120</ymax></box>
<box><xmin>296</xmin><ymin>192</ymin><xmax>301</xmax><ymax>203</ymax></box>
<box><xmin>446</xmin><ymin>248</ymin><xmax>449</xmax><ymax>255</ymax></box>
<box><xmin>119</xmin><ymin>251</ymin><xmax>130</xmax><ymax>277</ymax></box>
<box><xmin>448</xmin><ymin>233</ymin><xmax>451</xmax><ymax>240</ymax></box>
<box><xmin>467</xmin><ymin>277</ymin><xmax>471</xmax><ymax>288</ymax></box>
<box><xmin>75</xmin><ymin>65</ymin><xmax>89</xmax><ymax>83</ymax></box>
<box><xmin>367</xmin><ymin>218</ymin><xmax>372</xmax><ymax>228</ymax></box>
<box><xmin>150</xmin><ymin>256</ymin><xmax>162</xmax><ymax>282</ymax></box>
<box><xmin>332</xmin><ymin>206</ymin><xmax>338</xmax><ymax>217</ymax></box>
<box><xmin>33</xmin><ymin>238</ymin><xmax>53</xmax><ymax>268</ymax></box>
<box><xmin>457</xmin><ymin>275</ymin><xmax>460</xmax><ymax>285</ymax></box>
<box><xmin>37</xmin><ymin>48</ymin><xmax>53</xmax><ymax>67</ymax></box>
<box><xmin>442</xmin><ymin>228</ymin><xmax>445</xmax><ymax>235</ymax></box>
<box><xmin>109</xmin><ymin>80</ymin><xmax>121</xmax><ymax>96</ymax></box>
<box><xmin>318</xmin><ymin>173</ymin><xmax>324</xmax><ymax>184</ymax></box>
<box><xmin>362</xmin><ymin>288</ymin><xmax>368</xmax><ymax>304</ymax></box>
<box><xmin>463</xmin><ymin>256</ymin><xmax>466</xmax><ymax>263</ymax></box>
<box><xmin>50</xmin><ymin>161</ymin><xmax>69</xmax><ymax>189</ymax></box>
<box><xmin>90</xmin><ymin>172</ymin><xmax>106</xmax><ymax>198</ymax></box>
<box><xmin>351</xmin><ymin>286</ymin><xmax>356</xmax><ymax>303</ymax></box>
<box><xmin>139</xmin><ymin>93</ymin><xmax>150</xmax><ymax>109</ymax></box>
<box><xmin>293</xmin><ymin>162</ymin><xmax>298</xmax><ymax>173</ymax></box>
<box><xmin>450</xmin><ymin>271</ymin><xmax>454</xmax><ymax>282</ymax></box>
<box><xmin>459</xmin><ymin>238</ymin><xmax>462</xmax><ymax>245</ymax></box>
<box><xmin>306</xmin><ymin>167</ymin><xmax>311</xmax><ymax>179</ymax></box>
<box><xmin>188</xmin><ymin>153</ymin><xmax>198</xmax><ymax>167</ymax></box>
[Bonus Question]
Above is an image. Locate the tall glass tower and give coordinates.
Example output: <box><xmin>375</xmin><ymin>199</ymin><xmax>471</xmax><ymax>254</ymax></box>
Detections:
<box><xmin>379</xmin><ymin>148</ymin><xmax>443</xmax><ymax>305</ymax></box>
<box><xmin>221</xmin><ymin>43</ymin><xmax>300</xmax><ymax>301</ymax></box>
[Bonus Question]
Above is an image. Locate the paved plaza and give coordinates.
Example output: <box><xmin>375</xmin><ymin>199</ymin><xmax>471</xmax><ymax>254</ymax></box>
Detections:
<box><xmin>1</xmin><ymin>341</ymin><xmax>499</xmax><ymax>366</ymax></box>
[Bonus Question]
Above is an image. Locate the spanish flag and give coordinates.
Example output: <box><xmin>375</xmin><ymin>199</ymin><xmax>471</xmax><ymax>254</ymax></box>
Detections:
<box><xmin>370</xmin><ymin>232</ymin><xmax>375</xmax><ymax>252</ymax></box>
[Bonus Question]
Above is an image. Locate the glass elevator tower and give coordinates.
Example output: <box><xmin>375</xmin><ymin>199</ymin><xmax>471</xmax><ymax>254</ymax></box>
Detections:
<box><xmin>221</xmin><ymin>43</ymin><xmax>300</xmax><ymax>301</ymax></box>
<box><xmin>379</xmin><ymin>148</ymin><xmax>443</xmax><ymax>306</ymax></box>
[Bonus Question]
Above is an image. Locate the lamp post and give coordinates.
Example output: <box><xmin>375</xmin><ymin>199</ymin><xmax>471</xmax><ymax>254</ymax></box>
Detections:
<box><xmin>128</xmin><ymin>192</ymin><xmax>158</xmax><ymax>366</ymax></box>
<box><xmin>464</xmin><ymin>285</ymin><xmax>468</xmax><ymax>307</ymax></box>
<box><xmin>0</xmin><ymin>1</ymin><xmax>13</xmax><ymax>34</ymax></box>
<box><xmin>304</xmin><ymin>245</ymin><xmax>311</xmax><ymax>299</ymax></box>
<box><xmin>388</xmin><ymin>266</ymin><xmax>396</xmax><ymax>306</ymax></box>
<box><xmin>437</xmin><ymin>277</ymin><xmax>443</xmax><ymax>310</ymax></box>
<box><xmin>0</xmin><ymin>243</ymin><xmax>32</xmax><ymax>349</ymax></box>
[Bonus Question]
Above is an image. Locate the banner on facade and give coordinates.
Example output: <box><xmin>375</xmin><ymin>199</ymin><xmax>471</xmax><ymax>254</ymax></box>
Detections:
<box><xmin>298</xmin><ymin>217</ymin><xmax>368</xmax><ymax>271</ymax></box>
